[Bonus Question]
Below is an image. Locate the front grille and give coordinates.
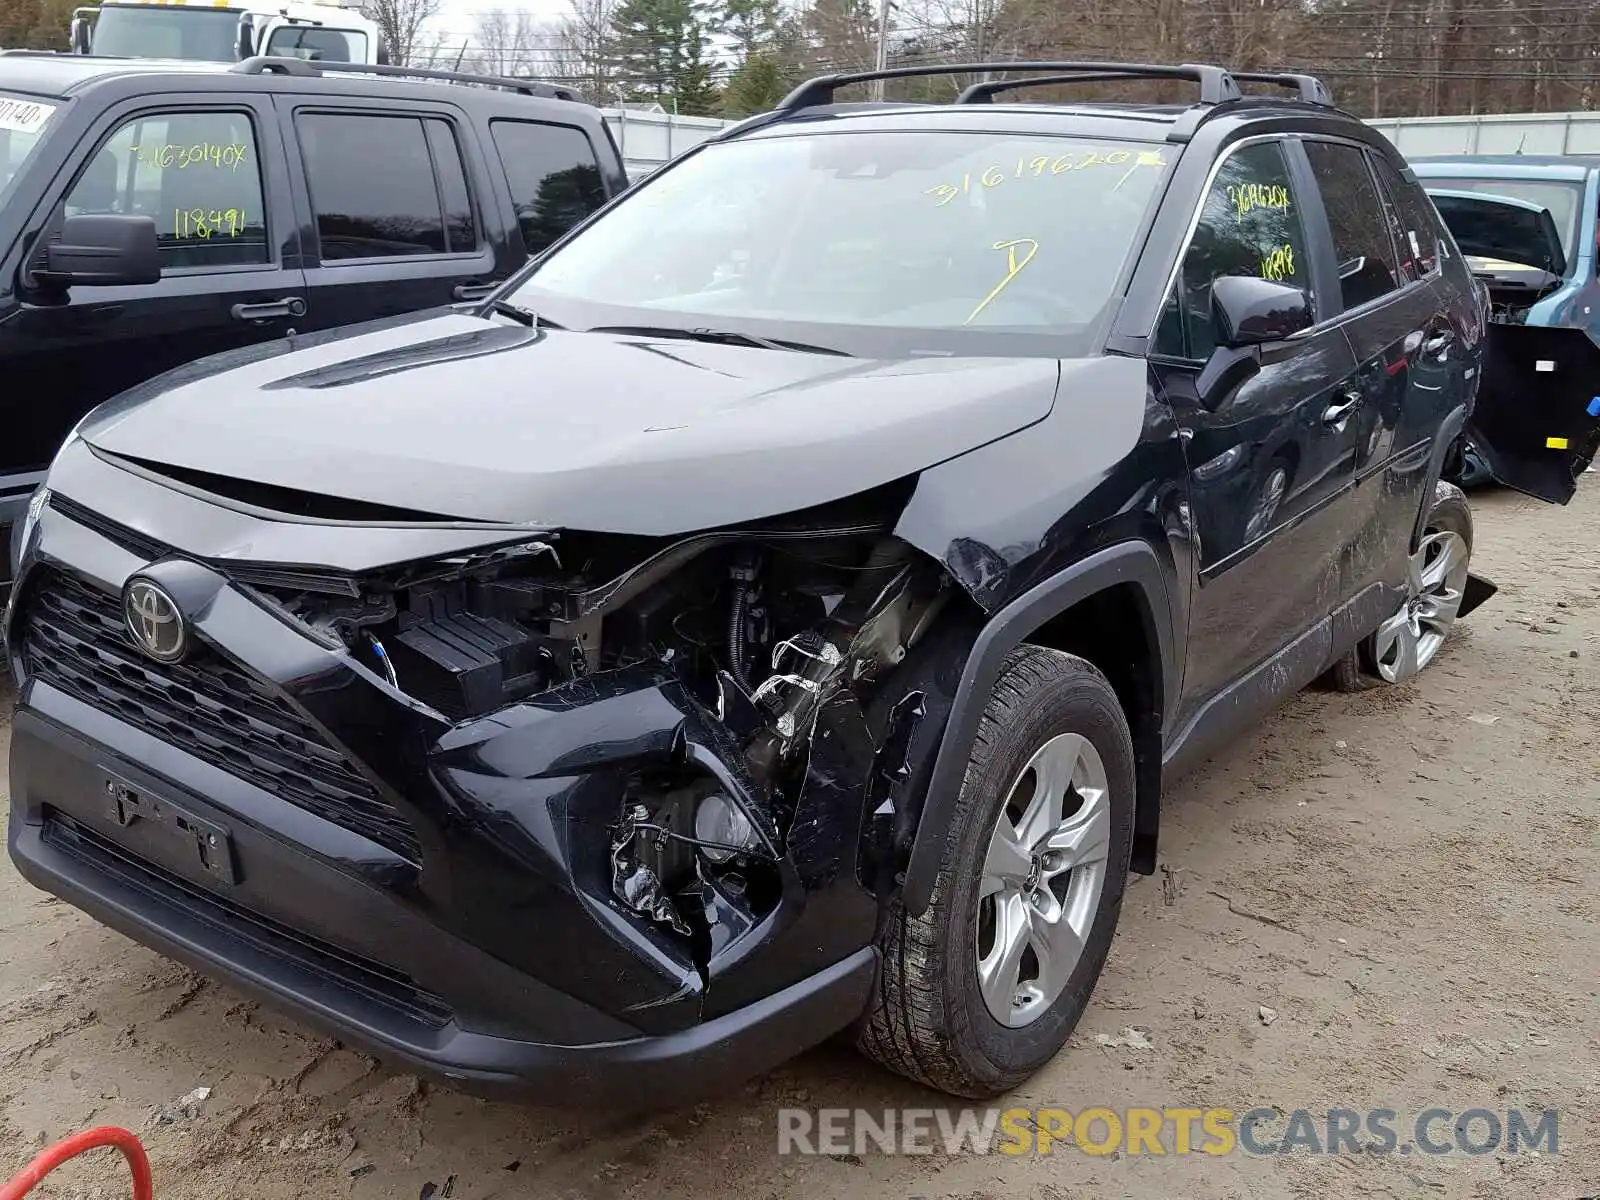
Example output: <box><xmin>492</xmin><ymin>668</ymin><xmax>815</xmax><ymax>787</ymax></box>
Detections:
<box><xmin>19</xmin><ymin>568</ymin><xmax>421</xmax><ymax>862</ymax></box>
<box><xmin>45</xmin><ymin>812</ymin><xmax>451</xmax><ymax>1028</ymax></box>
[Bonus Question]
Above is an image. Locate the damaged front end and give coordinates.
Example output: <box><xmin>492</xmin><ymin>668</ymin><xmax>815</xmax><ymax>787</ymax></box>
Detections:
<box><xmin>226</xmin><ymin>484</ymin><xmax>960</xmax><ymax>1019</ymax></box>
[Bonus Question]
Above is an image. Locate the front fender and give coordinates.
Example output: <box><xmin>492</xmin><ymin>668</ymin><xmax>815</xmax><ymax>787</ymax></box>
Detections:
<box><xmin>900</xmin><ymin>540</ymin><xmax>1178</xmax><ymax>917</ymax></box>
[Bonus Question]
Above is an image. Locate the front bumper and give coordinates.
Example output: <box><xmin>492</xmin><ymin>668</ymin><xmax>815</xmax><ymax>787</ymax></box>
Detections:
<box><xmin>4</xmin><ymin>451</ymin><xmax>895</xmax><ymax>1105</ymax></box>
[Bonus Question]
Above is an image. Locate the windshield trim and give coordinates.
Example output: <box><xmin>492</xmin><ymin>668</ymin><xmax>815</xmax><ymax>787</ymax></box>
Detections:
<box><xmin>504</xmin><ymin>127</ymin><xmax>1174</xmax><ymax>360</ymax></box>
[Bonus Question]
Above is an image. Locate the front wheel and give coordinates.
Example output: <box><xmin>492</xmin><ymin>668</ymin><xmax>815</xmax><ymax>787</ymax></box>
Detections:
<box><xmin>856</xmin><ymin>645</ymin><xmax>1135</xmax><ymax>1098</ymax></box>
<box><xmin>1327</xmin><ymin>481</ymin><xmax>1473</xmax><ymax>692</ymax></box>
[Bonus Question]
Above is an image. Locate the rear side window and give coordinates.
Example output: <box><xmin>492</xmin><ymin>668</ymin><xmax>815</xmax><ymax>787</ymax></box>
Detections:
<box><xmin>63</xmin><ymin>108</ymin><xmax>268</xmax><ymax>270</ymax></box>
<box><xmin>489</xmin><ymin>120</ymin><xmax>607</xmax><ymax>255</ymax></box>
<box><xmin>298</xmin><ymin>112</ymin><xmax>479</xmax><ymax>260</ymax></box>
<box><xmin>1370</xmin><ymin>154</ymin><xmax>1441</xmax><ymax>281</ymax></box>
<box><xmin>1153</xmin><ymin>140</ymin><xmax>1311</xmax><ymax>361</ymax></box>
<box><xmin>1304</xmin><ymin>141</ymin><xmax>1402</xmax><ymax>310</ymax></box>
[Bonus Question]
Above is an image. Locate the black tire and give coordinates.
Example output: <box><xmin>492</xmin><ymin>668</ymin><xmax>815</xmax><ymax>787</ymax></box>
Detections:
<box><xmin>857</xmin><ymin>645</ymin><xmax>1136</xmax><ymax>1098</ymax></box>
<box><xmin>1325</xmin><ymin>480</ymin><xmax>1473</xmax><ymax>692</ymax></box>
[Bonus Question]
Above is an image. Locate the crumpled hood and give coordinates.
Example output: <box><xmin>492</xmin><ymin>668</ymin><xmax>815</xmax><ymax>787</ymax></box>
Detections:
<box><xmin>82</xmin><ymin>313</ymin><xmax>1061</xmax><ymax>535</ymax></box>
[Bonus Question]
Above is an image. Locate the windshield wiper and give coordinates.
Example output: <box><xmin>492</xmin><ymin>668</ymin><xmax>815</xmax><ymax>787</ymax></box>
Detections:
<box><xmin>490</xmin><ymin>300</ymin><xmax>561</xmax><ymax>329</ymax></box>
<box><xmin>589</xmin><ymin>324</ymin><xmax>850</xmax><ymax>356</ymax></box>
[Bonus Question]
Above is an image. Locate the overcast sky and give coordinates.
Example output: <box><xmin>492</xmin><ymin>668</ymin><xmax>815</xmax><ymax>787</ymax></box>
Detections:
<box><xmin>425</xmin><ymin>0</ymin><xmax>568</xmax><ymax>47</ymax></box>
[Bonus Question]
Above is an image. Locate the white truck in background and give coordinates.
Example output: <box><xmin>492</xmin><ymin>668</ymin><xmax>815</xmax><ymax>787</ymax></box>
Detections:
<box><xmin>69</xmin><ymin>0</ymin><xmax>384</xmax><ymax>65</ymax></box>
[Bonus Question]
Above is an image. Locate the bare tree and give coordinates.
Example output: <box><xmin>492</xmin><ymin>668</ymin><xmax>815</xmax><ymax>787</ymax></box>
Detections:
<box><xmin>466</xmin><ymin>8</ymin><xmax>573</xmax><ymax>78</ymax></box>
<box><xmin>362</xmin><ymin>0</ymin><xmax>440</xmax><ymax>66</ymax></box>
<box><xmin>560</xmin><ymin>0</ymin><xmax>621</xmax><ymax>97</ymax></box>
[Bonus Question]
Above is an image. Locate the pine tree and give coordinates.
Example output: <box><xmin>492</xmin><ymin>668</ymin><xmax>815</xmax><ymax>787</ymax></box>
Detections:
<box><xmin>608</xmin><ymin>0</ymin><xmax>720</xmax><ymax>113</ymax></box>
<box><xmin>721</xmin><ymin>51</ymin><xmax>790</xmax><ymax>116</ymax></box>
<box><xmin>716</xmin><ymin>0</ymin><xmax>781</xmax><ymax>58</ymax></box>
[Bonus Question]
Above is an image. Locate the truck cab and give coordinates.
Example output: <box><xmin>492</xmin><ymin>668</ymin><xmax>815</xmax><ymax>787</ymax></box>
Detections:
<box><xmin>69</xmin><ymin>0</ymin><xmax>384</xmax><ymax>65</ymax></box>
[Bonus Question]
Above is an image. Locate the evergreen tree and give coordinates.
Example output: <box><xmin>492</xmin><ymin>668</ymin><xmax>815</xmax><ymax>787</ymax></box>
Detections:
<box><xmin>608</xmin><ymin>0</ymin><xmax>720</xmax><ymax>113</ymax></box>
<box><xmin>716</xmin><ymin>0</ymin><xmax>781</xmax><ymax>58</ymax></box>
<box><xmin>721</xmin><ymin>50</ymin><xmax>790</xmax><ymax>116</ymax></box>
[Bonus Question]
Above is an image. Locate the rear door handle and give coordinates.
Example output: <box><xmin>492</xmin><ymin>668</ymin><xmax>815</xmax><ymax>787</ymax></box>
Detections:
<box><xmin>1322</xmin><ymin>392</ymin><xmax>1363</xmax><ymax>427</ymax></box>
<box><xmin>232</xmin><ymin>297</ymin><xmax>306</xmax><ymax>322</ymax></box>
<box><xmin>452</xmin><ymin>281</ymin><xmax>500</xmax><ymax>301</ymax></box>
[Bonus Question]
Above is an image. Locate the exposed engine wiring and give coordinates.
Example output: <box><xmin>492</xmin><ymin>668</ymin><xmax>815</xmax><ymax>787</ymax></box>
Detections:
<box><xmin>366</xmin><ymin>633</ymin><xmax>399</xmax><ymax>689</ymax></box>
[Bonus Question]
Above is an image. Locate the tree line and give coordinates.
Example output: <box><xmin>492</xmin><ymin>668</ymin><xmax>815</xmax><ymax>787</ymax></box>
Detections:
<box><xmin>5</xmin><ymin>0</ymin><xmax>1599</xmax><ymax>121</ymax></box>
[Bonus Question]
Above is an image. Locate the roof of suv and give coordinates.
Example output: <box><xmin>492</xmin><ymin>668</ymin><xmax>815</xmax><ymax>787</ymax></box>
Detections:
<box><xmin>0</xmin><ymin>51</ymin><xmax>586</xmax><ymax>106</ymax></box>
<box><xmin>712</xmin><ymin>61</ymin><xmax>1364</xmax><ymax>150</ymax></box>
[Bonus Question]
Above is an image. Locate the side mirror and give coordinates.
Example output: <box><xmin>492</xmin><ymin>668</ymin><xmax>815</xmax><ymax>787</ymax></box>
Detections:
<box><xmin>69</xmin><ymin>14</ymin><xmax>91</xmax><ymax>53</ymax></box>
<box><xmin>1211</xmin><ymin>275</ymin><xmax>1312</xmax><ymax>348</ymax></box>
<box><xmin>40</xmin><ymin>214</ymin><xmax>161</xmax><ymax>288</ymax></box>
<box><xmin>236</xmin><ymin>14</ymin><xmax>256</xmax><ymax>59</ymax></box>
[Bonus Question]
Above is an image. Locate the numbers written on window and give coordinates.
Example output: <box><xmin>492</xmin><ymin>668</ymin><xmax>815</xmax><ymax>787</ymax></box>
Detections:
<box><xmin>299</xmin><ymin>113</ymin><xmax>478</xmax><ymax>261</ymax></box>
<box><xmin>490</xmin><ymin>120</ymin><xmax>606</xmax><ymax>256</ymax></box>
<box><xmin>64</xmin><ymin>109</ymin><xmax>268</xmax><ymax>269</ymax></box>
<box><xmin>1153</xmin><ymin>141</ymin><xmax>1310</xmax><ymax>361</ymax></box>
<box><xmin>1305</xmin><ymin>141</ymin><xmax>1403</xmax><ymax>309</ymax></box>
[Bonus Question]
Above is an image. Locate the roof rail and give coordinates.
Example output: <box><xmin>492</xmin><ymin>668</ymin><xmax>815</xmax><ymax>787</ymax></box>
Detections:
<box><xmin>1229</xmin><ymin>70</ymin><xmax>1333</xmax><ymax>105</ymax></box>
<box><xmin>229</xmin><ymin>56</ymin><xmax>584</xmax><ymax>101</ymax></box>
<box><xmin>777</xmin><ymin>62</ymin><xmax>1243</xmax><ymax>112</ymax></box>
<box><xmin>957</xmin><ymin>70</ymin><xmax>1194</xmax><ymax>103</ymax></box>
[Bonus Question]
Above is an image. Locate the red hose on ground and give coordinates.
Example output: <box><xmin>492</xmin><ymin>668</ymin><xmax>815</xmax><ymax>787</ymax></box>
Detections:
<box><xmin>0</xmin><ymin>1127</ymin><xmax>152</xmax><ymax>1200</ymax></box>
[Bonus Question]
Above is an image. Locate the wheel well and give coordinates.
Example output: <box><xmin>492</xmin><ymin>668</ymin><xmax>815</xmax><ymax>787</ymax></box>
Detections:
<box><xmin>1025</xmin><ymin>584</ymin><xmax>1163</xmax><ymax>875</ymax></box>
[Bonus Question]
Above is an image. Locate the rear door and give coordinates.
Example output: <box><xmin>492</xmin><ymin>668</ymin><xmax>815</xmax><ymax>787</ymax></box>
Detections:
<box><xmin>0</xmin><ymin>94</ymin><xmax>305</xmax><ymax>482</ymax></box>
<box><xmin>281</xmin><ymin>99</ymin><xmax>501</xmax><ymax>330</ymax></box>
<box><xmin>1300</xmin><ymin>139</ymin><xmax>1443</xmax><ymax>602</ymax></box>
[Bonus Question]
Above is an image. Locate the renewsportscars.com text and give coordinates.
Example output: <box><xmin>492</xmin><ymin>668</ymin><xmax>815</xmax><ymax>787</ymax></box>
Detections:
<box><xmin>776</xmin><ymin>1106</ymin><xmax>1559</xmax><ymax>1158</ymax></box>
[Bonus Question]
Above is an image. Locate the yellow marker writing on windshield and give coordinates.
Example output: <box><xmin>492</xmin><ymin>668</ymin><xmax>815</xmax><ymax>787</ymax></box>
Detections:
<box><xmin>966</xmin><ymin>238</ymin><xmax>1039</xmax><ymax>325</ymax></box>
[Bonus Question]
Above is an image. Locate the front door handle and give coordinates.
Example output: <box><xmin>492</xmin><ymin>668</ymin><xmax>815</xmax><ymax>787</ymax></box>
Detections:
<box><xmin>452</xmin><ymin>281</ymin><xmax>500</xmax><ymax>301</ymax></box>
<box><xmin>232</xmin><ymin>297</ymin><xmax>306</xmax><ymax>322</ymax></box>
<box><xmin>1322</xmin><ymin>392</ymin><xmax>1363</xmax><ymax>427</ymax></box>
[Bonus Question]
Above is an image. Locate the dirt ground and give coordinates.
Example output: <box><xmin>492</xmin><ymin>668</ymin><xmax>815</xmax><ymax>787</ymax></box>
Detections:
<box><xmin>2</xmin><ymin>483</ymin><xmax>1597</xmax><ymax>1200</ymax></box>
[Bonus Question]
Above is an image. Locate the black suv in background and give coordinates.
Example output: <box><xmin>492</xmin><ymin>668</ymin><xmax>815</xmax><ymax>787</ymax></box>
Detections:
<box><xmin>0</xmin><ymin>53</ymin><xmax>628</xmax><ymax>588</ymax></box>
<box><xmin>5</xmin><ymin>62</ymin><xmax>1585</xmax><ymax>1107</ymax></box>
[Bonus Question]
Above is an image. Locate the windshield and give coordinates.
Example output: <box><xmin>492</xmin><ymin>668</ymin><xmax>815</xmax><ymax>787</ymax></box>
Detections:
<box><xmin>0</xmin><ymin>93</ymin><xmax>58</xmax><ymax>202</ymax></box>
<box><xmin>1421</xmin><ymin>176</ymin><xmax>1585</xmax><ymax>271</ymax></box>
<box><xmin>509</xmin><ymin>129</ymin><xmax>1171</xmax><ymax>356</ymax></box>
<box><xmin>92</xmin><ymin>5</ymin><xmax>242</xmax><ymax>61</ymax></box>
<box><xmin>264</xmin><ymin>25</ymin><xmax>368</xmax><ymax>62</ymax></box>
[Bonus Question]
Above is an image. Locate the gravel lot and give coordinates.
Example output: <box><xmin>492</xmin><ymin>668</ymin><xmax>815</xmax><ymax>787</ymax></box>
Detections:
<box><xmin>2</xmin><ymin>482</ymin><xmax>1596</xmax><ymax>1200</ymax></box>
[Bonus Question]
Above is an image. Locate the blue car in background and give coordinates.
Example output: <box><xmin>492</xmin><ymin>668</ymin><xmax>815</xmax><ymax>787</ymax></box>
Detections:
<box><xmin>1412</xmin><ymin>155</ymin><xmax>1600</xmax><ymax>500</ymax></box>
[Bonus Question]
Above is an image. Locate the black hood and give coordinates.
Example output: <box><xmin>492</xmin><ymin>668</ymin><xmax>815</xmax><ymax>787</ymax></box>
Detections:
<box><xmin>81</xmin><ymin>313</ymin><xmax>1061</xmax><ymax>536</ymax></box>
<box><xmin>1427</xmin><ymin>188</ymin><xmax>1568</xmax><ymax>277</ymax></box>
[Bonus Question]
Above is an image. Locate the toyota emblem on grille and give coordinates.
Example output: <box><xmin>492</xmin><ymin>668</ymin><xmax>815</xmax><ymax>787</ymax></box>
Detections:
<box><xmin>124</xmin><ymin>579</ymin><xmax>187</xmax><ymax>663</ymax></box>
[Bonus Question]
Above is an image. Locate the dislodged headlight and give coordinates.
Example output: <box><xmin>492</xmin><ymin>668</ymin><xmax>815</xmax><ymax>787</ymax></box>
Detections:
<box><xmin>694</xmin><ymin>792</ymin><xmax>758</xmax><ymax>863</ymax></box>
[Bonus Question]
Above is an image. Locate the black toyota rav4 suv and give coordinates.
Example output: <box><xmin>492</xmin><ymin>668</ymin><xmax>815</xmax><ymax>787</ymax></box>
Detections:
<box><xmin>5</xmin><ymin>63</ymin><xmax>1592</xmax><ymax>1106</ymax></box>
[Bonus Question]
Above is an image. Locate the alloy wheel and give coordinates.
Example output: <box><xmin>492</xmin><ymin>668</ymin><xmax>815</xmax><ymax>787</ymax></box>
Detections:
<box><xmin>976</xmin><ymin>732</ymin><xmax>1112</xmax><ymax>1027</ymax></box>
<box><xmin>1372</xmin><ymin>527</ymin><xmax>1470</xmax><ymax>683</ymax></box>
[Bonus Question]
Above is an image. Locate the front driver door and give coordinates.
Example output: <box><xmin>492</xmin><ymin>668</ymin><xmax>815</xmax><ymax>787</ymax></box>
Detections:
<box><xmin>1151</xmin><ymin>137</ymin><xmax>1365</xmax><ymax>731</ymax></box>
<box><xmin>0</xmin><ymin>96</ymin><xmax>306</xmax><ymax>481</ymax></box>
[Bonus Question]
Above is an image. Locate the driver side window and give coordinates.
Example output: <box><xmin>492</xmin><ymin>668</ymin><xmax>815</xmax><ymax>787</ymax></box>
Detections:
<box><xmin>1153</xmin><ymin>141</ymin><xmax>1311</xmax><ymax>361</ymax></box>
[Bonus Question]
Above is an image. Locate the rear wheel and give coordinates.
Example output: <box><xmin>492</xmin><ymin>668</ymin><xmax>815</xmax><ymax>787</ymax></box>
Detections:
<box><xmin>857</xmin><ymin>645</ymin><xmax>1135</xmax><ymax>1098</ymax></box>
<box><xmin>1327</xmin><ymin>481</ymin><xmax>1472</xmax><ymax>692</ymax></box>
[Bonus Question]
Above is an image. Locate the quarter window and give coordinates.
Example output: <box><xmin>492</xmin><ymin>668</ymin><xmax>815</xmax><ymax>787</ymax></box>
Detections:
<box><xmin>298</xmin><ymin>113</ymin><xmax>479</xmax><ymax>260</ymax></box>
<box><xmin>1153</xmin><ymin>141</ymin><xmax>1310</xmax><ymax>361</ymax></box>
<box><xmin>1370</xmin><ymin>153</ymin><xmax>1441</xmax><ymax>281</ymax></box>
<box><xmin>1304</xmin><ymin>141</ymin><xmax>1403</xmax><ymax>309</ymax></box>
<box><xmin>63</xmin><ymin>109</ymin><xmax>268</xmax><ymax>270</ymax></box>
<box><xmin>489</xmin><ymin>120</ymin><xmax>607</xmax><ymax>255</ymax></box>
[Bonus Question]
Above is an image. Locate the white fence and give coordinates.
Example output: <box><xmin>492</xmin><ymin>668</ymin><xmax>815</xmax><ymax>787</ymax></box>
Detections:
<box><xmin>593</xmin><ymin>106</ymin><xmax>1600</xmax><ymax>179</ymax></box>
<box><xmin>1365</xmin><ymin>111</ymin><xmax>1600</xmax><ymax>157</ymax></box>
<box><xmin>599</xmin><ymin>108</ymin><xmax>731</xmax><ymax>180</ymax></box>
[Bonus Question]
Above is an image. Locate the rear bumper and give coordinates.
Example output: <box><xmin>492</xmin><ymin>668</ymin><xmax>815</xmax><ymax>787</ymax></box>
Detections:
<box><xmin>6</xmin><ymin>703</ymin><xmax>878</xmax><ymax>1108</ymax></box>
